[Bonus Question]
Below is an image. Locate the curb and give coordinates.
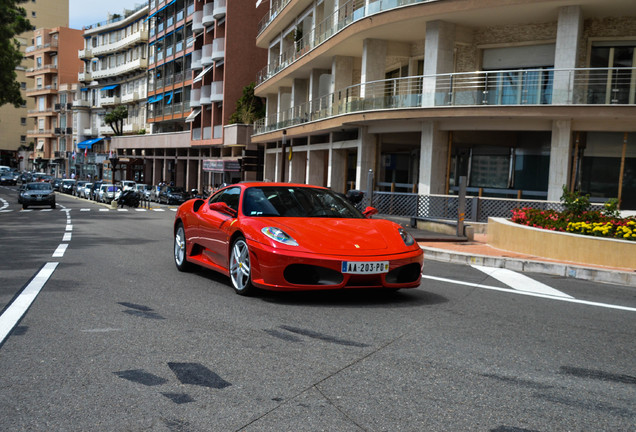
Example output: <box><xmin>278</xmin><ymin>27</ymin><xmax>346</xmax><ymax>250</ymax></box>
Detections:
<box><xmin>421</xmin><ymin>246</ymin><xmax>636</xmax><ymax>288</ymax></box>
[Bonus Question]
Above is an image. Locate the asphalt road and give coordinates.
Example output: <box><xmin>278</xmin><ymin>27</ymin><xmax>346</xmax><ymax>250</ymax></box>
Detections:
<box><xmin>0</xmin><ymin>185</ymin><xmax>635</xmax><ymax>432</ymax></box>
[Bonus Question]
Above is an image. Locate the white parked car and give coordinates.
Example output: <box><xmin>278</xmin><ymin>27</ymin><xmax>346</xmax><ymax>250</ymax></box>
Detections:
<box><xmin>120</xmin><ymin>180</ymin><xmax>136</xmax><ymax>191</ymax></box>
<box><xmin>80</xmin><ymin>183</ymin><xmax>92</xmax><ymax>199</ymax></box>
<box><xmin>135</xmin><ymin>183</ymin><xmax>151</xmax><ymax>199</ymax></box>
<box><xmin>98</xmin><ymin>184</ymin><xmax>121</xmax><ymax>203</ymax></box>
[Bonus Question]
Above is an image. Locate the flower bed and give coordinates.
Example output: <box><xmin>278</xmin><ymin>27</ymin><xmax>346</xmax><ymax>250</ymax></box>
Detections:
<box><xmin>511</xmin><ymin>208</ymin><xmax>636</xmax><ymax>241</ymax></box>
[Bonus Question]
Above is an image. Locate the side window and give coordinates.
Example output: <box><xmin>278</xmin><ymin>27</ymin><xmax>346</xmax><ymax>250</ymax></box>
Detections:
<box><xmin>209</xmin><ymin>187</ymin><xmax>241</xmax><ymax>211</ymax></box>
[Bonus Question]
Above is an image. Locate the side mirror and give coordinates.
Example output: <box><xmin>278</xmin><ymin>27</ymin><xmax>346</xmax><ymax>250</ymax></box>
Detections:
<box><xmin>209</xmin><ymin>202</ymin><xmax>237</xmax><ymax>218</ymax></box>
<box><xmin>363</xmin><ymin>206</ymin><xmax>379</xmax><ymax>218</ymax></box>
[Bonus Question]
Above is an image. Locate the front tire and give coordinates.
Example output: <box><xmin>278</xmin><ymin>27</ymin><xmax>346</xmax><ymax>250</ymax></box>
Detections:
<box><xmin>229</xmin><ymin>236</ymin><xmax>254</xmax><ymax>296</ymax></box>
<box><xmin>174</xmin><ymin>223</ymin><xmax>193</xmax><ymax>272</ymax></box>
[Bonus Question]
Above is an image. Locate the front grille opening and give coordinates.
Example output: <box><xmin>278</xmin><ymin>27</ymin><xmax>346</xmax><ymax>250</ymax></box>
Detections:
<box><xmin>284</xmin><ymin>264</ymin><xmax>344</xmax><ymax>286</ymax></box>
<box><xmin>385</xmin><ymin>263</ymin><xmax>421</xmax><ymax>284</ymax></box>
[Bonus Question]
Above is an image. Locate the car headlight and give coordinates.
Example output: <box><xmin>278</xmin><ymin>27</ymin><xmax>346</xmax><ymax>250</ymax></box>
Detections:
<box><xmin>398</xmin><ymin>228</ymin><xmax>415</xmax><ymax>246</ymax></box>
<box><xmin>262</xmin><ymin>227</ymin><xmax>299</xmax><ymax>246</ymax></box>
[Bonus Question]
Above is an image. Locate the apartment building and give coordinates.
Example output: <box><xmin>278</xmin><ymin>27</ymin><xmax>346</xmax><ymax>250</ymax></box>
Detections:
<box><xmin>74</xmin><ymin>4</ymin><xmax>149</xmax><ymax>181</ymax></box>
<box><xmin>25</xmin><ymin>27</ymin><xmax>83</xmax><ymax>176</ymax></box>
<box><xmin>0</xmin><ymin>0</ymin><xmax>69</xmax><ymax>169</ymax></box>
<box><xmin>253</xmin><ymin>0</ymin><xmax>636</xmax><ymax>210</ymax></box>
<box><xmin>111</xmin><ymin>0</ymin><xmax>267</xmax><ymax>189</ymax></box>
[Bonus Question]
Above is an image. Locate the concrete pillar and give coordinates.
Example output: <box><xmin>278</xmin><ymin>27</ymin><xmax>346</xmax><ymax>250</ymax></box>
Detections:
<box><xmin>278</xmin><ymin>87</ymin><xmax>292</xmax><ymax>124</ymax></box>
<box><xmin>309</xmin><ymin>69</ymin><xmax>331</xmax><ymax>118</ymax></box>
<box><xmin>418</xmin><ymin>121</ymin><xmax>448</xmax><ymax>194</ymax></box>
<box><xmin>361</xmin><ymin>39</ymin><xmax>387</xmax><ymax>98</ymax></box>
<box><xmin>332</xmin><ymin>56</ymin><xmax>354</xmax><ymax>114</ymax></box>
<box><xmin>553</xmin><ymin>6</ymin><xmax>583</xmax><ymax>104</ymax></box>
<box><xmin>290</xmin><ymin>150</ymin><xmax>307</xmax><ymax>184</ymax></box>
<box><xmin>292</xmin><ymin>78</ymin><xmax>309</xmax><ymax>108</ymax></box>
<box><xmin>547</xmin><ymin>120</ymin><xmax>573</xmax><ymax>201</ymax></box>
<box><xmin>307</xmin><ymin>149</ymin><xmax>327</xmax><ymax>186</ymax></box>
<box><xmin>357</xmin><ymin>127</ymin><xmax>377</xmax><ymax>191</ymax></box>
<box><xmin>423</xmin><ymin>20</ymin><xmax>455</xmax><ymax>106</ymax></box>
<box><xmin>328</xmin><ymin>146</ymin><xmax>346</xmax><ymax>193</ymax></box>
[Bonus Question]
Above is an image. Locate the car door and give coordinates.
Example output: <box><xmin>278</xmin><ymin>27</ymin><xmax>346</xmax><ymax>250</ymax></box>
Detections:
<box><xmin>198</xmin><ymin>186</ymin><xmax>241</xmax><ymax>269</ymax></box>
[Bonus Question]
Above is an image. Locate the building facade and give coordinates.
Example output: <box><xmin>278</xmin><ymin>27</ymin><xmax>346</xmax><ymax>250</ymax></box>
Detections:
<box><xmin>111</xmin><ymin>0</ymin><xmax>267</xmax><ymax>191</ymax></box>
<box><xmin>75</xmin><ymin>4</ymin><xmax>149</xmax><ymax>181</ymax></box>
<box><xmin>25</xmin><ymin>27</ymin><xmax>83</xmax><ymax>177</ymax></box>
<box><xmin>253</xmin><ymin>0</ymin><xmax>636</xmax><ymax>210</ymax></box>
<box><xmin>0</xmin><ymin>0</ymin><xmax>69</xmax><ymax>169</ymax></box>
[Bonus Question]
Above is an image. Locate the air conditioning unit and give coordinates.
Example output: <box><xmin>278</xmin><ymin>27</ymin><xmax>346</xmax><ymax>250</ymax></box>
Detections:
<box><xmin>54</xmin><ymin>103</ymin><xmax>61</xmax><ymax>111</ymax></box>
<box><xmin>54</xmin><ymin>127</ymin><xmax>62</xmax><ymax>135</ymax></box>
<box><xmin>66</xmin><ymin>103</ymin><xmax>73</xmax><ymax>110</ymax></box>
<box><xmin>66</xmin><ymin>127</ymin><xmax>73</xmax><ymax>134</ymax></box>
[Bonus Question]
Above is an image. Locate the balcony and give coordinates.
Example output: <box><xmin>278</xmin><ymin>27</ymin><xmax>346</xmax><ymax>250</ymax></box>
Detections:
<box><xmin>101</xmin><ymin>95</ymin><xmax>121</xmax><ymax>106</ymax></box>
<box><xmin>99</xmin><ymin>125</ymin><xmax>113</xmax><ymax>135</ymax></box>
<box><xmin>254</xmin><ymin>67</ymin><xmax>636</xmax><ymax>135</ymax></box>
<box><xmin>73</xmin><ymin>99</ymin><xmax>91</xmax><ymax>108</ymax></box>
<box><xmin>121</xmin><ymin>92</ymin><xmax>140</xmax><ymax>103</ymax></box>
<box><xmin>78</xmin><ymin>48</ymin><xmax>92</xmax><ymax>59</ymax></box>
<box><xmin>92</xmin><ymin>58</ymin><xmax>148</xmax><ymax>79</ymax></box>
<box><xmin>26</xmin><ymin>84</ymin><xmax>57</xmax><ymax>96</ymax></box>
<box><xmin>78</xmin><ymin>68</ymin><xmax>92</xmax><ymax>81</ymax></box>
<box><xmin>213</xmin><ymin>0</ymin><xmax>226</xmax><ymax>19</ymax></box>
<box><xmin>201</xmin><ymin>44</ymin><xmax>213</xmax><ymax>66</ymax></box>
<box><xmin>190</xmin><ymin>87</ymin><xmax>201</xmax><ymax>107</ymax></box>
<box><xmin>210</xmin><ymin>81</ymin><xmax>223</xmax><ymax>102</ymax></box>
<box><xmin>212</xmin><ymin>38</ymin><xmax>224</xmax><ymax>61</ymax></box>
<box><xmin>202</xmin><ymin>2</ymin><xmax>215</xmax><ymax>27</ymax></box>
<box><xmin>27</xmin><ymin>108</ymin><xmax>56</xmax><ymax>117</ymax></box>
<box><xmin>200</xmin><ymin>85</ymin><xmax>211</xmax><ymax>105</ymax></box>
<box><xmin>192</xmin><ymin>10</ymin><xmax>204</xmax><ymax>33</ymax></box>
<box><xmin>92</xmin><ymin>30</ymin><xmax>149</xmax><ymax>57</ymax></box>
<box><xmin>123</xmin><ymin>122</ymin><xmax>141</xmax><ymax>133</ymax></box>
<box><xmin>25</xmin><ymin>64</ymin><xmax>58</xmax><ymax>77</ymax></box>
<box><xmin>191</xmin><ymin>49</ymin><xmax>202</xmax><ymax>70</ymax></box>
<box><xmin>25</xmin><ymin>40</ymin><xmax>58</xmax><ymax>55</ymax></box>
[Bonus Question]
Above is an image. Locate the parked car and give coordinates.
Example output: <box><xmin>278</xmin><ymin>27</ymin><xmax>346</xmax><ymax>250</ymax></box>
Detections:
<box><xmin>90</xmin><ymin>181</ymin><xmax>103</xmax><ymax>201</ymax></box>
<box><xmin>173</xmin><ymin>182</ymin><xmax>424</xmax><ymax>295</ymax></box>
<box><xmin>60</xmin><ymin>179</ymin><xmax>76</xmax><ymax>194</ymax></box>
<box><xmin>158</xmin><ymin>186</ymin><xmax>190</xmax><ymax>205</ymax></box>
<box><xmin>135</xmin><ymin>183</ymin><xmax>151</xmax><ymax>200</ymax></box>
<box><xmin>120</xmin><ymin>180</ymin><xmax>136</xmax><ymax>191</ymax></box>
<box><xmin>73</xmin><ymin>180</ymin><xmax>88</xmax><ymax>196</ymax></box>
<box><xmin>19</xmin><ymin>172</ymin><xmax>32</xmax><ymax>184</ymax></box>
<box><xmin>97</xmin><ymin>184</ymin><xmax>121</xmax><ymax>203</ymax></box>
<box><xmin>51</xmin><ymin>178</ymin><xmax>63</xmax><ymax>190</ymax></box>
<box><xmin>79</xmin><ymin>182</ymin><xmax>92</xmax><ymax>199</ymax></box>
<box><xmin>19</xmin><ymin>182</ymin><xmax>56</xmax><ymax>209</ymax></box>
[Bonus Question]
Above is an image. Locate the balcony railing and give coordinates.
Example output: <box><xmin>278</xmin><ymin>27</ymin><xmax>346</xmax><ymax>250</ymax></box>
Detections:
<box><xmin>91</xmin><ymin>30</ymin><xmax>149</xmax><ymax>57</ymax></box>
<box><xmin>25</xmin><ymin>40</ymin><xmax>59</xmax><ymax>54</ymax></box>
<box><xmin>257</xmin><ymin>0</ymin><xmax>292</xmax><ymax>36</ymax></box>
<box><xmin>202</xmin><ymin>2</ymin><xmax>215</xmax><ymax>27</ymax></box>
<box><xmin>25</xmin><ymin>64</ymin><xmax>58</xmax><ymax>74</ymax></box>
<box><xmin>91</xmin><ymin>58</ymin><xmax>148</xmax><ymax>79</ymax></box>
<box><xmin>254</xmin><ymin>67</ymin><xmax>636</xmax><ymax>134</ymax></box>
<box><xmin>257</xmin><ymin>0</ymin><xmax>437</xmax><ymax>85</ymax></box>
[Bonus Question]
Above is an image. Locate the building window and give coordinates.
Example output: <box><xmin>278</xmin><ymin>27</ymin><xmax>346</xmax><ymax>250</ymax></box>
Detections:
<box><xmin>31</xmin><ymin>11</ymin><xmax>36</xmax><ymax>17</ymax></box>
<box><xmin>21</xmin><ymin>135</ymin><xmax>26</xmax><ymax>142</ymax></box>
<box><xmin>21</xmin><ymin>82</ymin><xmax>26</xmax><ymax>90</ymax></box>
<box><xmin>21</xmin><ymin>117</ymin><xmax>26</xmax><ymax>125</ymax></box>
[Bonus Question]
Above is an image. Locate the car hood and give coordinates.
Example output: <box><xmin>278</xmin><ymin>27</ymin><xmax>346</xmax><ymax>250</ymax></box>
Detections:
<box><xmin>23</xmin><ymin>190</ymin><xmax>52</xmax><ymax>196</ymax></box>
<box><xmin>250</xmin><ymin>217</ymin><xmax>405</xmax><ymax>254</ymax></box>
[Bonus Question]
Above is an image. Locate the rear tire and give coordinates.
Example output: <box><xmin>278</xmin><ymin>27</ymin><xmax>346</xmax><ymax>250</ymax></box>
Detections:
<box><xmin>174</xmin><ymin>223</ymin><xmax>193</xmax><ymax>272</ymax></box>
<box><xmin>229</xmin><ymin>236</ymin><xmax>254</xmax><ymax>296</ymax></box>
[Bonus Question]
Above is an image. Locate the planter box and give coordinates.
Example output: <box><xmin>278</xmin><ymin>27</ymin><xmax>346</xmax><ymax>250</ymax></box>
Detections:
<box><xmin>488</xmin><ymin>217</ymin><xmax>636</xmax><ymax>270</ymax></box>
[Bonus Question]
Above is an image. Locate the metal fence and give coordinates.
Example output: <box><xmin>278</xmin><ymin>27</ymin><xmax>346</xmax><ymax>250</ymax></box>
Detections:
<box><xmin>360</xmin><ymin>192</ymin><xmax>605</xmax><ymax>223</ymax></box>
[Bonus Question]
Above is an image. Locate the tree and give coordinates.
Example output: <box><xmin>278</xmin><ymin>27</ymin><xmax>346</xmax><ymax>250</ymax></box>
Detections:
<box><xmin>0</xmin><ymin>0</ymin><xmax>32</xmax><ymax>108</ymax></box>
<box><xmin>230</xmin><ymin>82</ymin><xmax>265</xmax><ymax>124</ymax></box>
<box><xmin>105</xmin><ymin>105</ymin><xmax>128</xmax><ymax>136</ymax></box>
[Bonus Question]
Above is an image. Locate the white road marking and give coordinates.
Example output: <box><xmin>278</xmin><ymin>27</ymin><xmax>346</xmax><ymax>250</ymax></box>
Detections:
<box><xmin>41</xmin><ymin>209</ymin><xmax>52</xmax><ymax>212</ymax></box>
<box><xmin>63</xmin><ymin>232</ymin><xmax>72</xmax><ymax>242</ymax></box>
<box><xmin>135</xmin><ymin>208</ymin><xmax>147</xmax><ymax>212</ymax></box>
<box><xmin>66</xmin><ymin>224</ymin><xmax>72</xmax><ymax>231</ymax></box>
<box><xmin>117</xmin><ymin>209</ymin><xmax>128</xmax><ymax>212</ymax></box>
<box><xmin>0</xmin><ymin>263</ymin><xmax>58</xmax><ymax>345</ymax></box>
<box><xmin>153</xmin><ymin>209</ymin><xmax>165</xmax><ymax>212</ymax></box>
<box><xmin>99</xmin><ymin>209</ymin><xmax>109</xmax><ymax>212</ymax></box>
<box><xmin>421</xmin><ymin>274</ymin><xmax>636</xmax><ymax>312</ymax></box>
<box><xmin>52</xmin><ymin>244</ymin><xmax>68</xmax><ymax>258</ymax></box>
<box><xmin>80</xmin><ymin>208</ymin><xmax>90</xmax><ymax>211</ymax></box>
<box><xmin>0</xmin><ymin>198</ymin><xmax>8</xmax><ymax>210</ymax></box>
<box><xmin>472</xmin><ymin>265</ymin><xmax>573</xmax><ymax>298</ymax></box>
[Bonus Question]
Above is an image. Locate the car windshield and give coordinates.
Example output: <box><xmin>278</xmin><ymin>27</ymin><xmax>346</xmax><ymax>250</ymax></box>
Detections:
<box><xmin>107</xmin><ymin>186</ymin><xmax>117</xmax><ymax>192</ymax></box>
<box><xmin>242</xmin><ymin>186</ymin><xmax>363</xmax><ymax>218</ymax></box>
<box><xmin>26</xmin><ymin>183</ymin><xmax>52</xmax><ymax>191</ymax></box>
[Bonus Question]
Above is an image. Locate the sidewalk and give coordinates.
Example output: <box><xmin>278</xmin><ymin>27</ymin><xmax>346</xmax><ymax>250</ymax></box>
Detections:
<box><xmin>385</xmin><ymin>216</ymin><xmax>636</xmax><ymax>287</ymax></box>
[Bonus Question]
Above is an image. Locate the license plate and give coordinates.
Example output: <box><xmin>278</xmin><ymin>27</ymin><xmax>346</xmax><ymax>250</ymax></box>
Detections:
<box><xmin>36</xmin><ymin>196</ymin><xmax>42</xmax><ymax>200</ymax></box>
<box><xmin>342</xmin><ymin>261</ymin><xmax>389</xmax><ymax>274</ymax></box>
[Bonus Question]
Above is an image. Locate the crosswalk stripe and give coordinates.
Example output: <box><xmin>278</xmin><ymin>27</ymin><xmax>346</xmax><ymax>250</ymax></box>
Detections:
<box><xmin>472</xmin><ymin>265</ymin><xmax>573</xmax><ymax>298</ymax></box>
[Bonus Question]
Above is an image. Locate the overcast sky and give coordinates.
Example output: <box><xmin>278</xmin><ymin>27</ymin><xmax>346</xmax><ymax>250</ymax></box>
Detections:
<box><xmin>69</xmin><ymin>0</ymin><xmax>146</xmax><ymax>29</ymax></box>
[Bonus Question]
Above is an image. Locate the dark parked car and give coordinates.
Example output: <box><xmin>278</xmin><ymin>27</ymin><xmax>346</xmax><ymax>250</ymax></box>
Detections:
<box><xmin>19</xmin><ymin>182</ymin><xmax>56</xmax><ymax>209</ymax></box>
<box><xmin>52</xmin><ymin>178</ymin><xmax>63</xmax><ymax>190</ymax></box>
<box><xmin>158</xmin><ymin>186</ymin><xmax>190</xmax><ymax>205</ymax></box>
<box><xmin>60</xmin><ymin>179</ymin><xmax>76</xmax><ymax>194</ymax></box>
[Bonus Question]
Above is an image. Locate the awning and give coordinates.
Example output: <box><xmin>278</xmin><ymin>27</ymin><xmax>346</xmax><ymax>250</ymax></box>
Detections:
<box><xmin>101</xmin><ymin>84</ymin><xmax>119</xmax><ymax>91</ymax></box>
<box><xmin>153</xmin><ymin>93</ymin><xmax>164</xmax><ymax>103</ymax></box>
<box><xmin>185</xmin><ymin>108</ymin><xmax>201</xmax><ymax>123</ymax></box>
<box><xmin>76</xmin><ymin>137</ymin><xmax>105</xmax><ymax>149</ymax></box>
<box><xmin>36</xmin><ymin>141</ymin><xmax>44</xmax><ymax>150</ymax></box>
<box><xmin>145</xmin><ymin>0</ymin><xmax>176</xmax><ymax>21</ymax></box>
<box><xmin>147</xmin><ymin>95</ymin><xmax>157</xmax><ymax>103</ymax></box>
<box><xmin>165</xmin><ymin>91</ymin><xmax>173</xmax><ymax>104</ymax></box>
<box><xmin>193</xmin><ymin>64</ymin><xmax>213</xmax><ymax>83</ymax></box>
